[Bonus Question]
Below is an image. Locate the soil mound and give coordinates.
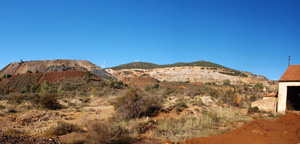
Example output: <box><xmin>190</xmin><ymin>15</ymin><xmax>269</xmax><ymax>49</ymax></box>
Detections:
<box><xmin>175</xmin><ymin>113</ymin><xmax>300</xmax><ymax>144</ymax></box>
<box><xmin>274</xmin><ymin>113</ymin><xmax>300</xmax><ymax>125</ymax></box>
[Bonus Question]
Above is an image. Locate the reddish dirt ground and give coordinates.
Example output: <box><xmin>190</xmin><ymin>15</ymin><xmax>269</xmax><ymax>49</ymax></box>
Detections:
<box><xmin>165</xmin><ymin>113</ymin><xmax>300</xmax><ymax>144</ymax></box>
<box><xmin>38</xmin><ymin>71</ymin><xmax>87</xmax><ymax>83</ymax></box>
<box><xmin>0</xmin><ymin>71</ymin><xmax>88</xmax><ymax>92</ymax></box>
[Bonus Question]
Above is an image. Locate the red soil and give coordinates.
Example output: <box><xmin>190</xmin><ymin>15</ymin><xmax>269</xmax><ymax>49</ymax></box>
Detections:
<box><xmin>38</xmin><ymin>71</ymin><xmax>87</xmax><ymax>83</ymax></box>
<box><xmin>166</xmin><ymin>113</ymin><xmax>300</xmax><ymax>144</ymax></box>
<box><xmin>0</xmin><ymin>71</ymin><xmax>88</xmax><ymax>92</ymax></box>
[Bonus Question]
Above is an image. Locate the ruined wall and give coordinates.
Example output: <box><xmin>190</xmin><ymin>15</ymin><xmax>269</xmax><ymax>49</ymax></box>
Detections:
<box><xmin>251</xmin><ymin>98</ymin><xmax>277</xmax><ymax>113</ymax></box>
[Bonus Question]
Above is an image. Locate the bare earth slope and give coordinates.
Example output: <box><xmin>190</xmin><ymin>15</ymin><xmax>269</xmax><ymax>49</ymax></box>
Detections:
<box><xmin>0</xmin><ymin>60</ymin><xmax>100</xmax><ymax>76</ymax></box>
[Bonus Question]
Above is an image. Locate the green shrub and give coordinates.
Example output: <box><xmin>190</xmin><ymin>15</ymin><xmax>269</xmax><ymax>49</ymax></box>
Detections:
<box><xmin>108</xmin><ymin>78</ymin><xmax>124</xmax><ymax>89</ymax></box>
<box><xmin>86</xmin><ymin>71</ymin><xmax>91</xmax><ymax>78</ymax></box>
<box><xmin>113</xmin><ymin>88</ymin><xmax>161</xmax><ymax>120</ymax></box>
<box><xmin>26</xmin><ymin>70</ymin><xmax>32</xmax><ymax>73</ymax></box>
<box><xmin>30</xmin><ymin>83</ymin><xmax>40</xmax><ymax>93</ymax></box>
<box><xmin>152</xmin><ymin>83</ymin><xmax>160</xmax><ymax>89</ymax></box>
<box><xmin>44</xmin><ymin>122</ymin><xmax>81</xmax><ymax>137</ymax></box>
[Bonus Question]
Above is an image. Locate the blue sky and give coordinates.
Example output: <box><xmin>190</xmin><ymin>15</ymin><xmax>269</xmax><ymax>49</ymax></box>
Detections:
<box><xmin>0</xmin><ymin>0</ymin><xmax>299</xmax><ymax>80</ymax></box>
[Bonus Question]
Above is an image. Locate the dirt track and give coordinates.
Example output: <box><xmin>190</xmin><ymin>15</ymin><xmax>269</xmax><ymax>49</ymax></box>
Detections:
<box><xmin>165</xmin><ymin>113</ymin><xmax>300</xmax><ymax>144</ymax></box>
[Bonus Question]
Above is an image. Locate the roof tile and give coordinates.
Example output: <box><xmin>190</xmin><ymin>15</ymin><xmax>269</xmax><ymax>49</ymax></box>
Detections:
<box><xmin>279</xmin><ymin>65</ymin><xmax>300</xmax><ymax>82</ymax></box>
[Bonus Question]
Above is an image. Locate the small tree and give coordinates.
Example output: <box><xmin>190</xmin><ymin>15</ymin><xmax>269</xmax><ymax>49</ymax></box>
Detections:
<box><xmin>26</xmin><ymin>70</ymin><xmax>32</xmax><ymax>73</ymax></box>
<box><xmin>86</xmin><ymin>71</ymin><xmax>91</xmax><ymax>78</ymax></box>
<box><xmin>152</xmin><ymin>83</ymin><xmax>160</xmax><ymax>89</ymax></box>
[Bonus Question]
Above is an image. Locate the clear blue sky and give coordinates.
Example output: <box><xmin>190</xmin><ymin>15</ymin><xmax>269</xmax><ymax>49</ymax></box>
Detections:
<box><xmin>0</xmin><ymin>0</ymin><xmax>299</xmax><ymax>80</ymax></box>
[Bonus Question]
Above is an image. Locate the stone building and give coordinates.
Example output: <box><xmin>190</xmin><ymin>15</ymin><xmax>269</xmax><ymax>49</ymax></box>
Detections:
<box><xmin>277</xmin><ymin>65</ymin><xmax>300</xmax><ymax>113</ymax></box>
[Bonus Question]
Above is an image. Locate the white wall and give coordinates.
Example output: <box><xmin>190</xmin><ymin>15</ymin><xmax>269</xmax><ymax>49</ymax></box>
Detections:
<box><xmin>278</xmin><ymin>82</ymin><xmax>300</xmax><ymax>113</ymax></box>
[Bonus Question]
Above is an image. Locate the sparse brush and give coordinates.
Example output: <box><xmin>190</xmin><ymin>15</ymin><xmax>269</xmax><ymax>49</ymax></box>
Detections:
<box><xmin>86</xmin><ymin>120</ymin><xmax>133</xmax><ymax>144</ymax></box>
<box><xmin>44</xmin><ymin>122</ymin><xmax>81</xmax><ymax>137</ymax></box>
<box><xmin>113</xmin><ymin>88</ymin><xmax>162</xmax><ymax>120</ymax></box>
<box><xmin>9</xmin><ymin>94</ymin><xmax>26</xmax><ymax>105</ymax></box>
<box><xmin>39</xmin><ymin>93</ymin><xmax>61</xmax><ymax>110</ymax></box>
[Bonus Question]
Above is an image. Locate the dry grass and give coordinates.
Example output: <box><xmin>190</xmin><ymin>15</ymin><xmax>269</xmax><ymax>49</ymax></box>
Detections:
<box><xmin>4</xmin><ymin>128</ymin><xmax>27</xmax><ymax>136</ymax></box>
<box><xmin>149</xmin><ymin>107</ymin><xmax>252</xmax><ymax>142</ymax></box>
<box><xmin>44</xmin><ymin>122</ymin><xmax>81</xmax><ymax>137</ymax></box>
<box><xmin>86</xmin><ymin>120</ymin><xmax>134</xmax><ymax>144</ymax></box>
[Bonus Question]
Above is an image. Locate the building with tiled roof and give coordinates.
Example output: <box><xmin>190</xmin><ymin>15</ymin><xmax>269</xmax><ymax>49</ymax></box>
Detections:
<box><xmin>278</xmin><ymin>65</ymin><xmax>300</xmax><ymax>113</ymax></box>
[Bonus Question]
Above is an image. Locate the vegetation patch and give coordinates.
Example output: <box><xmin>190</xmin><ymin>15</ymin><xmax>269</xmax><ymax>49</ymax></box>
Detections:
<box><xmin>44</xmin><ymin>122</ymin><xmax>81</xmax><ymax>137</ymax></box>
<box><xmin>113</xmin><ymin>88</ymin><xmax>162</xmax><ymax>120</ymax></box>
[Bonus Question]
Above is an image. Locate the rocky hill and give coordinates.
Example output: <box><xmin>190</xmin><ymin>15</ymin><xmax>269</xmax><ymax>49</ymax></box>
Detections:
<box><xmin>106</xmin><ymin>61</ymin><xmax>271</xmax><ymax>86</ymax></box>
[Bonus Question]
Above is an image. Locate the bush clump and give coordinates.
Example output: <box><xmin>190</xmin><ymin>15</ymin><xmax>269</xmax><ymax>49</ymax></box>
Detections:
<box><xmin>9</xmin><ymin>94</ymin><xmax>26</xmax><ymax>104</ymax></box>
<box><xmin>39</xmin><ymin>93</ymin><xmax>61</xmax><ymax>110</ymax></box>
<box><xmin>113</xmin><ymin>88</ymin><xmax>161</xmax><ymax>120</ymax></box>
<box><xmin>108</xmin><ymin>77</ymin><xmax>124</xmax><ymax>89</ymax></box>
<box><xmin>44</xmin><ymin>122</ymin><xmax>81</xmax><ymax>137</ymax></box>
<box><xmin>248</xmin><ymin>106</ymin><xmax>260</xmax><ymax>113</ymax></box>
<box><xmin>87</xmin><ymin>120</ymin><xmax>133</xmax><ymax>144</ymax></box>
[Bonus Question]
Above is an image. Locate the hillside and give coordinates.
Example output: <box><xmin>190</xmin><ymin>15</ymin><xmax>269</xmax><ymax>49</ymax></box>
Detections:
<box><xmin>110</xmin><ymin>61</ymin><xmax>252</xmax><ymax>78</ymax></box>
<box><xmin>0</xmin><ymin>59</ymin><xmax>111</xmax><ymax>78</ymax></box>
<box><xmin>106</xmin><ymin>61</ymin><xmax>270</xmax><ymax>86</ymax></box>
<box><xmin>0</xmin><ymin>71</ymin><xmax>105</xmax><ymax>93</ymax></box>
<box><xmin>111</xmin><ymin>60</ymin><xmax>229</xmax><ymax>70</ymax></box>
